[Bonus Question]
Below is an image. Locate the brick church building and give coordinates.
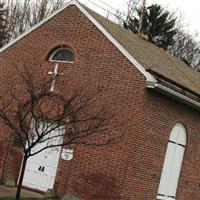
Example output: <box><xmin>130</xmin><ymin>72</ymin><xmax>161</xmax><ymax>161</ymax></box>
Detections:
<box><xmin>0</xmin><ymin>1</ymin><xmax>200</xmax><ymax>199</ymax></box>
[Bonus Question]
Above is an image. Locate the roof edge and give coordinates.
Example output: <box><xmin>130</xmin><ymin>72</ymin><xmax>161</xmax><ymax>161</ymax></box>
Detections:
<box><xmin>0</xmin><ymin>0</ymin><xmax>156</xmax><ymax>83</ymax></box>
<box><xmin>75</xmin><ymin>2</ymin><xmax>156</xmax><ymax>83</ymax></box>
<box><xmin>147</xmin><ymin>82</ymin><xmax>200</xmax><ymax>111</ymax></box>
<box><xmin>0</xmin><ymin>0</ymin><xmax>77</xmax><ymax>53</ymax></box>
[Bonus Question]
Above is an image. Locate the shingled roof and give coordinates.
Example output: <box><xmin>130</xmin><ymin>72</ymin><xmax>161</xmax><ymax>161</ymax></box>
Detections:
<box><xmin>85</xmin><ymin>7</ymin><xmax>200</xmax><ymax>96</ymax></box>
<box><xmin>0</xmin><ymin>1</ymin><xmax>199</xmax><ymax>96</ymax></box>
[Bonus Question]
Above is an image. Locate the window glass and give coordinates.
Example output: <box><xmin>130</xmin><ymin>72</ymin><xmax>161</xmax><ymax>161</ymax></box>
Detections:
<box><xmin>49</xmin><ymin>47</ymin><xmax>74</xmax><ymax>62</ymax></box>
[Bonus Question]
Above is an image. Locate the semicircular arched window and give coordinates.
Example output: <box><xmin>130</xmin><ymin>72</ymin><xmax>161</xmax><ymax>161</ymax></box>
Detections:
<box><xmin>49</xmin><ymin>46</ymin><xmax>74</xmax><ymax>63</ymax></box>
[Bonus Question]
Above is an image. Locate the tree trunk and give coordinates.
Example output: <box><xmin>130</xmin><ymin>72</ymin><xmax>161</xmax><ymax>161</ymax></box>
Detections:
<box><xmin>138</xmin><ymin>0</ymin><xmax>146</xmax><ymax>34</ymax></box>
<box><xmin>15</xmin><ymin>154</ymin><xmax>28</xmax><ymax>200</ymax></box>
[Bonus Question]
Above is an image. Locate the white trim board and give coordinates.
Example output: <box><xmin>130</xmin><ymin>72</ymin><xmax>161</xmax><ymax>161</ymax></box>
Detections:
<box><xmin>147</xmin><ymin>82</ymin><xmax>200</xmax><ymax>111</ymax></box>
<box><xmin>0</xmin><ymin>1</ymin><xmax>77</xmax><ymax>53</ymax></box>
<box><xmin>2</xmin><ymin>0</ymin><xmax>198</xmax><ymax>109</ymax></box>
<box><xmin>0</xmin><ymin>0</ymin><xmax>156</xmax><ymax>83</ymax></box>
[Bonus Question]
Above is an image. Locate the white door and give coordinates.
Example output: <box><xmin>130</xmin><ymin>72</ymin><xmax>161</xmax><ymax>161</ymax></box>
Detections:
<box><xmin>22</xmin><ymin>124</ymin><xmax>63</xmax><ymax>192</ymax></box>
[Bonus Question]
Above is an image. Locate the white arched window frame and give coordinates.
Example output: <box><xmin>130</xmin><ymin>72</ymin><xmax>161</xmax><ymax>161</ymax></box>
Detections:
<box><xmin>49</xmin><ymin>47</ymin><xmax>74</xmax><ymax>63</ymax></box>
<box><xmin>157</xmin><ymin>123</ymin><xmax>186</xmax><ymax>200</ymax></box>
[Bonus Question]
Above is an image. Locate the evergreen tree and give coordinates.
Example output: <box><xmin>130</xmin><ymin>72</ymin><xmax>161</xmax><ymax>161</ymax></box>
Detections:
<box><xmin>125</xmin><ymin>4</ymin><xmax>177</xmax><ymax>50</ymax></box>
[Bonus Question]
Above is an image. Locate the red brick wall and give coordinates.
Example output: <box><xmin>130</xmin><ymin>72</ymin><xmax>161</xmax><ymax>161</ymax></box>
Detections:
<box><xmin>0</xmin><ymin>124</ymin><xmax>12</xmax><ymax>183</ymax></box>
<box><xmin>140</xmin><ymin>90</ymin><xmax>200</xmax><ymax>200</ymax></box>
<box><xmin>0</xmin><ymin>121</ymin><xmax>23</xmax><ymax>184</ymax></box>
<box><xmin>120</xmin><ymin>89</ymin><xmax>200</xmax><ymax>200</ymax></box>
<box><xmin>0</xmin><ymin>4</ymin><xmax>200</xmax><ymax>200</ymax></box>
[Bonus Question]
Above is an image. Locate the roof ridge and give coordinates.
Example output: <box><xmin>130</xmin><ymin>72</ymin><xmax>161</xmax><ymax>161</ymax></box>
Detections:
<box><xmin>0</xmin><ymin>0</ymin><xmax>199</xmax><ymax>96</ymax></box>
<box><xmin>85</xmin><ymin>7</ymin><xmax>200</xmax><ymax>94</ymax></box>
<box><xmin>88</xmin><ymin>6</ymin><xmax>200</xmax><ymax>75</ymax></box>
<box><xmin>0</xmin><ymin>0</ymin><xmax>156</xmax><ymax>83</ymax></box>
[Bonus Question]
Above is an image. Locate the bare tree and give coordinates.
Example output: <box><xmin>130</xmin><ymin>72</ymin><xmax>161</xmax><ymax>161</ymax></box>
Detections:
<box><xmin>112</xmin><ymin>0</ymin><xmax>140</xmax><ymax>27</ymax></box>
<box><xmin>4</xmin><ymin>0</ymin><xmax>69</xmax><ymax>43</ymax></box>
<box><xmin>0</xmin><ymin>63</ymin><xmax>122</xmax><ymax>200</ymax></box>
<box><xmin>125</xmin><ymin>0</ymin><xmax>140</xmax><ymax>24</ymax></box>
<box><xmin>120</xmin><ymin>1</ymin><xmax>200</xmax><ymax>71</ymax></box>
<box><xmin>0</xmin><ymin>1</ymin><xmax>9</xmax><ymax>46</ymax></box>
<box><xmin>168</xmin><ymin>30</ymin><xmax>200</xmax><ymax>70</ymax></box>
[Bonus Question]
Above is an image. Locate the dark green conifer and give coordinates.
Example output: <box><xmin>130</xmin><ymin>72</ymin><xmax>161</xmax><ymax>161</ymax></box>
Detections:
<box><xmin>125</xmin><ymin>4</ymin><xmax>177</xmax><ymax>50</ymax></box>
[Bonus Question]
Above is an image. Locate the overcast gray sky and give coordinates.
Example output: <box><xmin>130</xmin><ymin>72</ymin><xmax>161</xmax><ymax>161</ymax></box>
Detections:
<box><xmin>79</xmin><ymin>0</ymin><xmax>200</xmax><ymax>35</ymax></box>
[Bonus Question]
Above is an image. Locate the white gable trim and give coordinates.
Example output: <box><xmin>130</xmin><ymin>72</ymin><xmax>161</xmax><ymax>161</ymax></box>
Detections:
<box><xmin>74</xmin><ymin>1</ymin><xmax>156</xmax><ymax>83</ymax></box>
<box><xmin>0</xmin><ymin>0</ymin><xmax>156</xmax><ymax>83</ymax></box>
<box><xmin>0</xmin><ymin>1</ymin><xmax>77</xmax><ymax>53</ymax></box>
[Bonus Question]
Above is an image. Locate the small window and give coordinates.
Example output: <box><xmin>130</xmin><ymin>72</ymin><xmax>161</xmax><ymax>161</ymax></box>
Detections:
<box><xmin>49</xmin><ymin>46</ymin><xmax>74</xmax><ymax>63</ymax></box>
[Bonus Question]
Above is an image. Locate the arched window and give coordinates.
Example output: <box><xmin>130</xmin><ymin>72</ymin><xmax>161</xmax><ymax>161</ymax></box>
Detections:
<box><xmin>49</xmin><ymin>46</ymin><xmax>74</xmax><ymax>63</ymax></box>
<box><xmin>157</xmin><ymin>123</ymin><xmax>186</xmax><ymax>200</ymax></box>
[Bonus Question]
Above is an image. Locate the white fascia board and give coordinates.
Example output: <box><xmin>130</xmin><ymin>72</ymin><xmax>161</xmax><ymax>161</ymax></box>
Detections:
<box><xmin>147</xmin><ymin>82</ymin><xmax>200</xmax><ymax>110</ymax></box>
<box><xmin>74</xmin><ymin>1</ymin><xmax>156</xmax><ymax>83</ymax></box>
<box><xmin>0</xmin><ymin>0</ymin><xmax>156</xmax><ymax>84</ymax></box>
